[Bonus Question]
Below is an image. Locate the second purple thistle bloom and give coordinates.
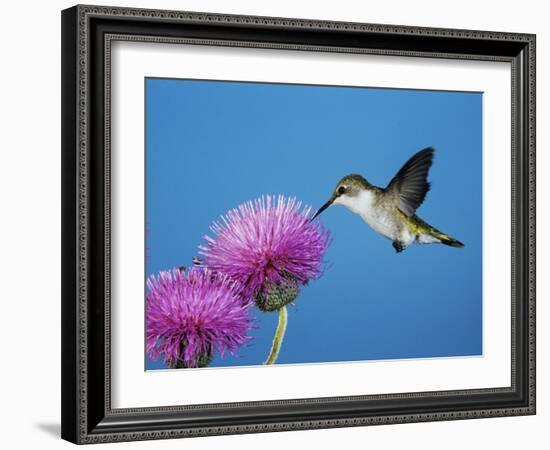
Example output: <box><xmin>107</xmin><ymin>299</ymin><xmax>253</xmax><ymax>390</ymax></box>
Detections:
<box><xmin>146</xmin><ymin>268</ymin><xmax>253</xmax><ymax>369</ymax></box>
<box><xmin>199</xmin><ymin>195</ymin><xmax>331</xmax><ymax>311</ymax></box>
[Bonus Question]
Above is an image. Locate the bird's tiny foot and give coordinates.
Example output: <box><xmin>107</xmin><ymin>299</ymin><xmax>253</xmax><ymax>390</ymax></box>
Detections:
<box><xmin>392</xmin><ymin>241</ymin><xmax>405</xmax><ymax>253</ymax></box>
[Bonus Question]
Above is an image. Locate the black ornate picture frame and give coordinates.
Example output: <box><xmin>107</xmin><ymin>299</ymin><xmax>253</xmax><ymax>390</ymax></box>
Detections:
<box><xmin>61</xmin><ymin>4</ymin><xmax>536</xmax><ymax>444</ymax></box>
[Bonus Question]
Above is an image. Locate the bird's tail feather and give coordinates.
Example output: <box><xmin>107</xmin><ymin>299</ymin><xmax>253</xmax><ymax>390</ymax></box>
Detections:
<box><xmin>433</xmin><ymin>231</ymin><xmax>464</xmax><ymax>248</ymax></box>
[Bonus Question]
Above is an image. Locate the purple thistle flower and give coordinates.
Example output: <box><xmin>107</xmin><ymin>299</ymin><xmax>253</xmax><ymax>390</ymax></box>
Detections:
<box><xmin>146</xmin><ymin>268</ymin><xmax>252</xmax><ymax>368</ymax></box>
<box><xmin>199</xmin><ymin>195</ymin><xmax>331</xmax><ymax>311</ymax></box>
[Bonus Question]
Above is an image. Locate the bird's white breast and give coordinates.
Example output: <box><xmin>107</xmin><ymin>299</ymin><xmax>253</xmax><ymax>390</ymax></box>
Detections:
<box><xmin>334</xmin><ymin>190</ymin><xmax>407</xmax><ymax>242</ymax></box>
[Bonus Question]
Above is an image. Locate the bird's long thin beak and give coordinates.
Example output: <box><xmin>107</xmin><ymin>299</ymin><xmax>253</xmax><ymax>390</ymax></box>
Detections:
<box><xmin>310</xmin><ymin>197</ymin><xmax>334</xmax><ymax>222</ymax></box>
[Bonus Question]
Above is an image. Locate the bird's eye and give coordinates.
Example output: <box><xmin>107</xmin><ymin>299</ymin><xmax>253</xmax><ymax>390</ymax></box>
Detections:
<box><xmin>338</xmin><ymin>186</ymin><xmax>346</xmax><ymax>195</ymax></box>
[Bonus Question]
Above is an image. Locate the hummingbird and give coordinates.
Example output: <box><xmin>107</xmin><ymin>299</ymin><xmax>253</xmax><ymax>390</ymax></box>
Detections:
<box><xmin>311</xmin><ymin>147</ymin><xmax>464</xmax><ymax>253</ymax></box>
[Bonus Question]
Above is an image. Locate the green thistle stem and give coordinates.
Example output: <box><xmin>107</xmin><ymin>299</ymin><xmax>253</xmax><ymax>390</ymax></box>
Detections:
<box><xmin>264</xmin><ymin>306</ymin><xmax>288</xmax><ymax>365</ymax></box>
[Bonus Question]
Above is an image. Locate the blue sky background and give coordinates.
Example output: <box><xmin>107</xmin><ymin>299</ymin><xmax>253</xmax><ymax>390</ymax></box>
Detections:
<box><xmin>145</xmin><ymin>78</ymin><xmax>482</xmax><ymax>370</ymax></box>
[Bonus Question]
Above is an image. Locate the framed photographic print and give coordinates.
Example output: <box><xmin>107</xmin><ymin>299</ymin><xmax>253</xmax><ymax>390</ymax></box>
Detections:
<box><xmin>61</xmin><ymin>5</ymin><xmax>536</xmax><ymax>444</ymax></box>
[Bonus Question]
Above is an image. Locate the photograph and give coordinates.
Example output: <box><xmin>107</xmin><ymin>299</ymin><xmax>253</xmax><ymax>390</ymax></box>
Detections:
<box><xmin>144</xmin><ymin>78</ymin><xmax>482</xmax><ymax>370</ymax></box>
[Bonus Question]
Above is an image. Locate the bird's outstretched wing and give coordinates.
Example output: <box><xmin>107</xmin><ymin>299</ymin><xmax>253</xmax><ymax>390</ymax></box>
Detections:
<box><xmin>385</xmin><ymin>147</ymin><xmax>434</xmax><ymax>216</ymax></box>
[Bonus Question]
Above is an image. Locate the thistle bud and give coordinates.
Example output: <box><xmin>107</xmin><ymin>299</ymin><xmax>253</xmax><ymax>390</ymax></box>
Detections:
<box><xmin>255</xmin><ymin>279</ymin><xmax>299</xmax><ymax>312</ymax></box>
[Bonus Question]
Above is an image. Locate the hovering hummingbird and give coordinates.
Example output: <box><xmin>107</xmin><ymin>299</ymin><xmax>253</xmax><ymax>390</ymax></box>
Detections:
<box><xmin>311</xmin><ymin>147</ymin><xmax>464</xmax><ymax>253</ymax></box>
